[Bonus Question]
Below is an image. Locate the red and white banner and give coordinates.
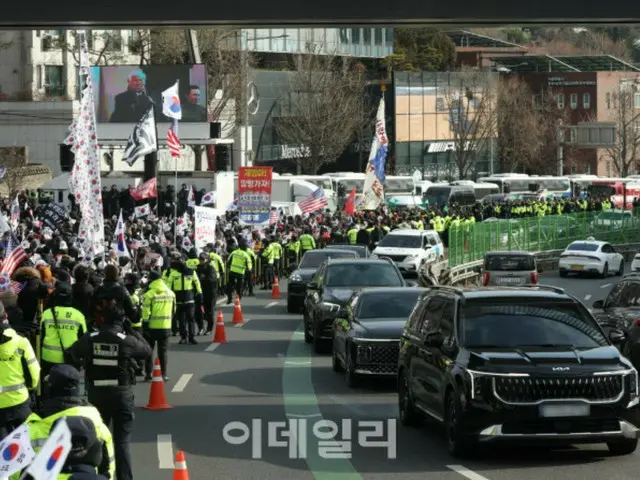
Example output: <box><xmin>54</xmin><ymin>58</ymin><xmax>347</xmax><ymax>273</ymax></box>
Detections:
<box><xmin>130</xmin><ymin>178</ymin><xmax>158</xmax><ymax>201</ymax></box>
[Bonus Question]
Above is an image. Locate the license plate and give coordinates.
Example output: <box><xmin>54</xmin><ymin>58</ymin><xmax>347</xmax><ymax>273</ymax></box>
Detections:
<box><xmin>539</xmin><ymin>403</ymin><xmax>590</xmax><ymax>418</ymax></box>
<box><xmin>571</xmin><ymin>265</ymin><xmax>584</xmax><ymax>270</ymax></box>
<box><xmin>498</xmin><ymin>277</ymin><xmax>519</xmax><ymax>284</ymax></box>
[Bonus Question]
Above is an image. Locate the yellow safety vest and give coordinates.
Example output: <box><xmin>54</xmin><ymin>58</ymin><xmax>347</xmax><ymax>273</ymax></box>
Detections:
<box><xmin>299</xmin><ymin>234</ymin><xmax>315</xmax><ymax>250</ymax></box>
<box><xmin>0</xmin><ymin>329</ymin><xmax>40</xmax><ymax>409</ymax></box>
<box><xmin>40</xmin><ymin>307</ymin><xmax>86</xmax><ymax>364</ymax></box>
<box><xmin>142</xmin><ymin>279</ymin><xmax>176</xmax><ymax>330</ymax></box>
<box><xmin>229</xmin><ymin>249</ymin><xmax>248</xmax><ymax>275</ymax></box>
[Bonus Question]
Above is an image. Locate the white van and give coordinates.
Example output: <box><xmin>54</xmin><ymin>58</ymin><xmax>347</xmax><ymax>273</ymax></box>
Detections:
<box><xmin>373</xmin><ymin>229</ymin><xmax>443</xmax><ymax>276</ymax></box>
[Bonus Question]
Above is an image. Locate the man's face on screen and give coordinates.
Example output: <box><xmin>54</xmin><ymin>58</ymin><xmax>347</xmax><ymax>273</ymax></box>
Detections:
<box><xmin>187</xmin><ymin>88</ymin><xmax>200</xmax><ymax>104</ymax></box>
<box><xmin>128</xmin><ymin>75</ymin><xmax>145</xmax><ymax>92</ymax></box>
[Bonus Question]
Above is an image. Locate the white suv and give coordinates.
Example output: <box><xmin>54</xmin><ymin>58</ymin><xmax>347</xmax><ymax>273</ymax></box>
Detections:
<box><xmin>373</xmin><ymin>229</ymin><xmax>443</xmax><ymax>276</ymax></box>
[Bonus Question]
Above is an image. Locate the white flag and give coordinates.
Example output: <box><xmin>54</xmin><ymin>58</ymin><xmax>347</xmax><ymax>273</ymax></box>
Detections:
<box><xmin>187</xmin><ymin>186</ymin><xmax>195</xmax><ymax>208</ymax></box>
<box><xmin>114</xmin><ymin>210</ymin><xmax>130</xmax><ymax>258</ymax></box>
<box><xmin>25</xmin><ymin>418</ymin><xmax>72</xmax><ymax>480</ymax></box>
<box><xmin>123</xmin><ymin>106</ymin><xmax>157</xmax><ymax>166</ymax></box>
<box><xmin>135</xmin><ymin>204</ymin><xmax>151</xmax><ymax>218</ymax></box>
<box><xmin>161</xmin><ymin>81</ymin><xmax>182</xmax><ymax>121</ymax></box>
<box><xmin>0</xmin><ymin>424</ymin><xmax>35</xmax><ymax>477</ymax></box>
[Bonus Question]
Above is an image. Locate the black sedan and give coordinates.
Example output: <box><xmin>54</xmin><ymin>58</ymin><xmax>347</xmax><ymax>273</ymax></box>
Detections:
<box><xmin>332</xmin><ymin>287</ymin><xmax>425</xmax><ymax>387</ymax></box>
<box><xmin>287</xmin><ymin>249</ymin><xmax>358</xmax><ymax>313</ymax></box>
<box><xmin>325</xmin><ymin>244</ymin><xmax>373</xmax><ymax>258</ymax></box>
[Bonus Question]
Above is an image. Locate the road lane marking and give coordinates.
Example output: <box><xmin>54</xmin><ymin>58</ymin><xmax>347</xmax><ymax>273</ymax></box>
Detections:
<box><xmin>283</xmin><ymin>322</ymin><xmax>362</xmax><ymax>478</ymax></box>
<box><xmin>584</xmin><ymin>294</ymin><xmax>592</xmax><ymax>300</ymax></box>
<box><xmin>172</xmin><ymin>374</ymin><xmax>193</xmax><ymax>393</ymax></box>
<box><xmin>601</xmin><ymin>283</ymin><xmax>612</xmax><ymax>289</ymax></box>
<box><xmin>327</xmin><ymin>394</ymin><xmax>368</xmax><ymax>416</ymax></box>
<box><xmin>447</xmin><ymin>465</ymin><xmax>491</xmax><ymax>480</ymax></box>
<box><xmin>266</xmin><ymin>301</ymin><xmax>280</xmax><ymax>309</ymax></box>
<box><xmin>233</xmin><ymin>318</ymin><xmax>250</xmax><ymax>328</ymax></box>
<box><xmin>157</xmin><ymin>434</ymin><xmax>174</xmax><ymax>469</ymax></box>
<box><xmin>205</xmin><ymin>343</ymin><xmax>221</xmax><ymax>352</ymax></box>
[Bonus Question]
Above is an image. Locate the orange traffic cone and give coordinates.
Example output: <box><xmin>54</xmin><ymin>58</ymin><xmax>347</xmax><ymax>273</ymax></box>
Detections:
<box><xmin>145</xmin><ymin>357</ymin><xmax>173</xmax><ymax>410</ymax></box>
<box><xmin>272</xmin><ymin>276</ymin><xmax>281</xmax><ymax>299</ymax></box>
<box><xmin>232</xmin><ymin>295</ymin><xmax>244</xmax><ymax>325</ymax></box>
<box><xmin>173</xmin><ymin>451</ymin><xmax>189</xmax><ymax>480</ymax></box>
<box><xmin>213</xmin><ymin>310</ymin><xmax>227</xmax><ymax>344</ymax></box>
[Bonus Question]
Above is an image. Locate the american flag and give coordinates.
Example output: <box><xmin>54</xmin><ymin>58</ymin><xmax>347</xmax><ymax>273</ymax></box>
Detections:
<box><xmin>0</xmin><ymin>236</ymin><xmax>27</xmax><ymax>277</ymax></box>
<box><xmin>167</xmin><ymin>123</ymin><xmax>181</xmax><ymax>158</ymax></box>
<box><xmin>298</xmin><ymin>188</ymin><xmax>328</xmax><ymax>214</ymax></box>
<box><xmin>11</xmin><ymin>281</ymin><xmax>26</xmax><ymax>294</ymax></box>
<box><xmin>269</xmin><ymin>209</ymin><xmax>278</xmax><ymax>225</ymax></box>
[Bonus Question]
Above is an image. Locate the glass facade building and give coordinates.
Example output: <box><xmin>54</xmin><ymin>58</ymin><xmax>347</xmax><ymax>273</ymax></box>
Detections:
<box><xmin>393</xmin><ymin>71</ymin><xmax>497</xmax><ymax>179</ymax></box>
<box><xmin>241</xmin><ymin>28</ymin><xmax>393</xmax><ymax>58</ymax></box>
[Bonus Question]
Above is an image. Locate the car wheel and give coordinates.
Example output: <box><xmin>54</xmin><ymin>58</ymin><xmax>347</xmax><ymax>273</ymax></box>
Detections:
<box><xmin>617</xmin><ymin>260</ymin><xmax>625</xmax><ymax>276</ymax></box>
<box><xmin>601</xmin><ymin>262</ymin><xmax>609</xmax><ymax>279</ymax></box>
<box><xmin>312</xmin><ymin>328</ymin><xmax>326</xmax><ymax>354</ymax></box>
<box><xmin>303</xmin><ymin>318</ymin><xmax>312</xmax><ymax>344</ymax></box>
<box><xmin>559</xmin><ymin>269</ymin><xmax>568</xmax><ymax>278</ymax></box>
<box><xmin>287</xmin><ymin>298</ymin><xmax>297</xmax><ymax>313</ymax></box>
<box><xmin>607</xmin><ymin>438</ymin><xmax>638</xmax><ymax>455</ymax></box>
<box><xmin>332</xmin><ymin>343</ymin><xmax>344</xmax><ymax>373</ymax></box>
<box><xmin>445</xmin><ymin>390</ymin><xmax>474</xmax><ymax>458</ymax></box>
<box><xmin>398</xmin><ymin>370</ymin><xmax>419</xmax><ymax>427</ymax></box>
<box><xmin>345</xmin><ymin>351</ymin><xmax>359</xmax><ymax>388</ymax></box>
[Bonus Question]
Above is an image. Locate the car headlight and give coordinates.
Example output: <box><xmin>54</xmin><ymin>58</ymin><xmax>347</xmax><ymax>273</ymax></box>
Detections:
<box><xmin>289</xmin><ymin>272</ymin><xmax>303</xmax><ymax>283</ymax></box>
<box><xmin>406</xmin><ymin>254</ymin><xmax>419</xmax><ymax>261</ymax></box>
<box><xmin>627</xmin><ymin>369</ymin><xmax>639</xmax><ymax>408</ymax></box>
<box><xmin>466</xmin><ymin>369</ymin><xmax>530</xmax><ymax>401</ymax></box>
<box><xmin>321</xmin><ymin>302</ymin><xmax>341</xmax><ymax>314</ymax></box>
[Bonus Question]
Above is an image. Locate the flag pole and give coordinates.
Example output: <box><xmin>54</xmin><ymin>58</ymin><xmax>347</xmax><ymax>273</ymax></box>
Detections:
<box><xmin>173</xmin><ymin>118</ymin><xmax>179</xmax><ymax>246</ymax></box>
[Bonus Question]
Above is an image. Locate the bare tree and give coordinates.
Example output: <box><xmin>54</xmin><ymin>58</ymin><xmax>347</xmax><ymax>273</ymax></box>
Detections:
<box><xmin>0</xmin><ymin>147</ymin><xmax>28</xmax><ymax>197</ymax></box>
<box><xmin>275</xmin><ymin>49</ymin><xmax>370</xmax><ymax>174</ymax></box>
<box><xmin>441</xmin><ymin>69</ymin><xmax>497</xmax><ymax>179</ymax></box>
<box><xmin>0</xmin><ymin>33</ymin><xmax>13</xmax><ymax>51</ymax></box>
<box><xmin>54</xmin><ymin>31</ymin><xmax>130</xmax><ymax>65</ymax></box>
<box><xmin>600</xmin><ymin>85</ymin><xmax>640</xmax><ymax>176</ymax></box>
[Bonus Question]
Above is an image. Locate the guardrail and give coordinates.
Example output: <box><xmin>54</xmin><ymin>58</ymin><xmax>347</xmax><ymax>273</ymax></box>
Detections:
<box><xmin>447</xmin><ymin>209</ymin><xmax>640</xmax><ymax>268</ymax></box>
<box><xmin>425</xmin><ymin>242</ymin><xmax>640</xmax><ymax>287</ymax></box>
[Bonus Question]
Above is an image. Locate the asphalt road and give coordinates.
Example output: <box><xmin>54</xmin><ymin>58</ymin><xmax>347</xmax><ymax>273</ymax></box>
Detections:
<box><xmin>127</xmin><ymin>277</ymin><xmax>640</xmax><ymax>480</ymax></box>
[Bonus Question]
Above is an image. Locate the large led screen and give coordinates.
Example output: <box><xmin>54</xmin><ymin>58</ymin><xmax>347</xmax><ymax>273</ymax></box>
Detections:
<box><xmin>91</xmin><ymin>64</ymin><xmax>208</xmax><ymax>123</ymax></box>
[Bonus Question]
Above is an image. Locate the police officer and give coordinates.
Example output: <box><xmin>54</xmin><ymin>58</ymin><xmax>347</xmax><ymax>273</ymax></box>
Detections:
<box><xmin>241</xmin><ymin>242</ymin><xmax>255</xmax><ymax>296</ymax></box>
<box><xmin>142</xmin><ymin>268</ymin><xmax>175</xmax><ymax>381</ymax></box>
<box><xmin>226</xmin><ymin>240</ymin><xmax>250</xmax><ymax>304</ymax></box>
<box><xmin>56</xmin><ymin>416</ymin><xmax>110</xmax><ymax>480</ymax></box>
<box><xmin>196</xmin><ymin>253</ymin><xmax>217</xmax><ymax>335</ymax></box>
<box><xmin>0</xmin><ymin>303</ymin><xmax>40</xmax><ymax>440</ymax></box>
<box><xmin>299</xmin><ymin>228</ymin><xmax>316</xmax><ymax>255</ymax></box>
<box><xmin>271</xmin><ymin>234</ymin><xmax>283</xmax><ymax>279</ymax></box>
<box><xmin>207</xmin><ymin>243</ymin><xmax>226</xmax><ymax>296</ymax></box>
<box><xmin>168</xmin><ymin>256</ymin><xmax>202</xmax><ymax>345</ymax></box>
<box><xmin>22</xmin><ymin>365</ymin><xmax>114</xmax><ymax>479</ymax></box>
<box><xmin>124</xmin><ymin>273</ymin><xmax>144</xmax><ymax>375</ymax></box>
<box><xmin>40</xmin><ymin>283</ymin><xmax>87</xmax><ymax>385</ymax></box>
<box><xmin>68</xmin><ymin>304</ymin><xmax>151</xmax><ymax>480</ymax></box>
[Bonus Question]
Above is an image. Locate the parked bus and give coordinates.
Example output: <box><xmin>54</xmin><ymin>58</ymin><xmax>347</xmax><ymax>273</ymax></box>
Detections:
<box><xmin>478</xmin><ymin>175</ymin><xmax>571</xmax><ymax>196</ymax></box>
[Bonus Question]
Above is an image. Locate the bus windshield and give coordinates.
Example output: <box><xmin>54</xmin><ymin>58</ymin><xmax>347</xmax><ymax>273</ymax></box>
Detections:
<box><xmin>423</xmin><ymin>187</ymin><xmax>452</xmax><ymax>205</ymax></box>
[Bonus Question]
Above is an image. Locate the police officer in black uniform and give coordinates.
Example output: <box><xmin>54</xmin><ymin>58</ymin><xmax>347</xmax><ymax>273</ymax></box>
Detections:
<box><xmin>68</xmin><ymin>303</ymin><xmax>152</xmax><ymax>480</ymax></box>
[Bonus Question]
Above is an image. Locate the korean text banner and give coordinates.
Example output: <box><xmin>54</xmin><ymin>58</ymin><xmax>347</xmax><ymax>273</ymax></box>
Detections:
<box><xmin>91</xmin><ymin>65</ymin><xmax>208</xmax><ymax>124</ymax></box>
<box><xmin>238</xmin><ymin>167</ymin><xmax>273</xmax><ymax>225</ymax></box>
<box><xmin>194</xmin><ymin>206</ymin><xmax>217</xmax><ymax>252</ymax></box>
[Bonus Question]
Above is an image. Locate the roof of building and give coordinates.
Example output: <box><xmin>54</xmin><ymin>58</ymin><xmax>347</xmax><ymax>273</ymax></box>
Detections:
<box><xmin>444</xmin><ymin>29</ymin><xmax>525</xmax><ymax>49</ymax></box>
<box><xmin>491</xmin><ymin>54</ymin><xmax>640</xmax><ymax>73</ymax></box>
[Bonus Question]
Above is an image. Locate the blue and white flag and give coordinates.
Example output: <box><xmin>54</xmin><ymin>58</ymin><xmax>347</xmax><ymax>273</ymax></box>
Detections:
<box><xmin>362</xmin><ymin>98</ymin><xmax>389</xmax><ymax>210</ymax></box>
<box><xmin>0</xmin><ymin>165</ymin><xmax>7</xmax><ymax>180</ymax></box>
<box><xmin>114</xmin><ymin>209</ymin><xmax>130</xmax><ymax>258</ymax></box>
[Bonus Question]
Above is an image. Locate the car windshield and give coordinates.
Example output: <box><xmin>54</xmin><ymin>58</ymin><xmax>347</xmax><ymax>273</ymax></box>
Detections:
<box><xmin>326</xmin><ymin>263</ymin><xmax>403</xmax><ymax>287</ymax></box>
<box><xmin>378</xmin><ymin>235</ymin><xmax>422</xmax><ymax>248</ymax></box>
<box><xmin>485</xmin><ymin>255</ymin><xmax>535</xmax><ymax>271</ymax></box>
<box><xmin>358</xmin><ymin>290</ymin><xmax>422</xmax><ymax>319</ymax></box>
<box><xmin>567</xmin><ymin>243</ymin><xmax>599</xmax><ymax>252</ymax></box>
<box><xmin>299</xmin><ymin>251</ymin><xmax>355</xmax><ymax>269</ymax></box>
<box><xmin>328</xmin><ymin>245</ymin><xmax>366</xmax><ymax>257</ymax></box>
<box><xmin>459</xmin><ymin>301</ymin><xmax>607</xmax><ymax>349</ymax></box>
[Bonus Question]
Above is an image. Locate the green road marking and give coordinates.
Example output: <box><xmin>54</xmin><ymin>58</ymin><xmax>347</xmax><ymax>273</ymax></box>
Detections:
<box><xmin>283</xmin><ymin>322</ymin><xmax>362</xmax><ymax>480</ymax></box>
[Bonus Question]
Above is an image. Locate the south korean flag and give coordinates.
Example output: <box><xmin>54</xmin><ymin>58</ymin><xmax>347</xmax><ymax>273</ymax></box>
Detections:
<box><xmin>122</xmin><ymin>106</ymin><xmax>158</xmax><ymax>166</ymax></box>
<box><xmin>135</xmin><ymin>204</ymin><xmax>151</xmax><ymax>218</ymax></box>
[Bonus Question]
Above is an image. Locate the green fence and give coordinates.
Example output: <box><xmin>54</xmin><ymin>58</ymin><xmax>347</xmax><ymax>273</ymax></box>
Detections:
<box><xmin>448</xmin><ymin>209</ymin><xmax>640</xmax><ymax>267</ymax></box>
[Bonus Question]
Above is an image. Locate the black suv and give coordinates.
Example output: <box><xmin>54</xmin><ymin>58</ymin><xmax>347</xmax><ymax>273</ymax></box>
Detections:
<box><xmin>398</xmin><ymin>285</ymin><xmax>640</xmax><ymax>458</ymax></box>
<box><xmin>592</xmin><ymin>273</ymin><xmax>640</xmax><ymax>368</ymax></box>
<box><xmin>303</xmin><ymin>258</ymin><xmax>407</xmax><ymax>353</ymax></box>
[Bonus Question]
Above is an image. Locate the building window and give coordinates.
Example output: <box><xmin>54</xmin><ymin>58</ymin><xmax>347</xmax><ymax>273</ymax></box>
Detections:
<box><xmin>606</xmin><ymin>92</ymin><xmax>611</xmax><ymax>109</ymax></box>
<box><xmin>104</xmin><ymin>31</ymin><xmax>123</xmax><ymax>51</ymax></box>
<box><xmin>385</xmin><ymin>28</ymin><xmax>394</xmax><ymax>46</ymax></box>
<box><xmin>350</xmin><ymin>28</ymin><xmax>360</xmax><ymax>43</ymax></box>
<box><xmin>570</xmin><ymin>93</ymin><xmax>578</xmax><ymax>109</ymax></box>
<box><xmin>532</xmin><ymin>94</ymin><xmax>542</xmax><ymax>109</ymax></box>
<box><xmin>583</xmin><ymin>92</ymin><xmax>591</xmax><ymax>109</ymax></box>
<box><xmin>635</xmin><ymin>92</ymin><xmax>640</xmax><ymax>109</ymax></box>
<box><xmin>128</xmin><ymin>30</ymin><xmax>144</xmax><ymax>53</ymax></box>
<box><xmin>363</xmin><ymin>28</ymin><xmax>371</xmax><ymax>44</ymax></box>
<box><xmin>41</xmin><ymin>30</ymin><xmax>63</xmax><ymax>51</ymax></box>
<box><xmin>339</xmin><ymin>29</ymin><xmax>349</xmax><ymax>43</ymax></box>
<box><xmin>44</xmin><ymin>65</ymin><xmax>65</xmax><ymax>97</ymax></box>
<box><xmin>73</xmin><ymin>31</ymin><xmax>93</xmax><ymax>50</ymax></box>
<box><xmin>374</xmin><ymin>28</ymin><xmax>383</xmax><ymax>45</ymax></box>
<box><xmin>36</xmin><ymin>65</ymin><xmax>43</xmax><ymax>89</ymax></box>
<box><xmin>556</xmin><ymin>94</ymin><xmax>565</xmax><ymax>108</ymax></box>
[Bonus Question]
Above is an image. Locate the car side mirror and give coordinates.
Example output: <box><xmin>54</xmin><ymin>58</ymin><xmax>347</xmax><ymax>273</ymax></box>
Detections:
<box><xmin>406</xmin><ymin>280</ymin><xmax>418</xmax><ymax>287</ymax></box>
<box><xmin>609</xmin><ymin>328</ymin><xmax>626</xmax><ymax>344</ymax></box>
<box><xmin>592</xmin><ymin>299</ymin><xmax>605</xmax><ymax>309</ymax></box>
<box><xmin>424</xmin><ymin>331</ymin><xmax>444</xmax><ymax>348</ymax></box>
<box><xmin>307</xmin><ymin>281</ymin><xmax>318</xmax><ymax>291</ymax></box>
